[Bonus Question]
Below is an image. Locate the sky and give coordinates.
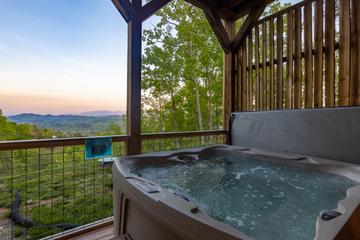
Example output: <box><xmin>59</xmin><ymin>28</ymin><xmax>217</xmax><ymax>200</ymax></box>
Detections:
<box><xmin>0</xmin><ymin>0</ymin><xmax>296</xmax><ymax>115</ymax></box>
<box><xmin>0</xmin><ymin>0</ymin><xmax>129</xmax><ymax>115</ymax></box>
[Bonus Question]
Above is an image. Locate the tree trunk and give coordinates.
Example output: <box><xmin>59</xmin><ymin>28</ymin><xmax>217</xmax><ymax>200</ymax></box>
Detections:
<box><xmin>194</xmin><ymin>79</ymin><xmax>203</xmax><ymax>131</ymax></box>
<box><xmin>171</xmin><ymin>92</ymin><xmax>179</xmax><ymax>148</ymax></box>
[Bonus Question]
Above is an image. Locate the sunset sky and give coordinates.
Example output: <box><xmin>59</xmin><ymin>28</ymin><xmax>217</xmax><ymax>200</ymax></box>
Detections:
<box><xmin>0</xmin><ymin>0</ymin><xmax>295</xmax><ymax>115</ymax></box>
<box><xmin>0</xmin><ymin>0</ymin><xmax>130</xmax><ymax>115</ymax></box>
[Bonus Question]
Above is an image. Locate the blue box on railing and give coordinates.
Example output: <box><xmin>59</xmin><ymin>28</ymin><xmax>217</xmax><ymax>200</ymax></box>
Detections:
<box><xmin>85</xmin><ymin>138</ymin><xmax>112</xmax><ymax>160</ymax></box>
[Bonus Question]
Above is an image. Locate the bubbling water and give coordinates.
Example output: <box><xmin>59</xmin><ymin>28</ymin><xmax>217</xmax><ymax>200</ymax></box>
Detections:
<box><xmin>133</xmin><ymin>156</ymin><xmax>358</xmax><ymax>240</ymax></box>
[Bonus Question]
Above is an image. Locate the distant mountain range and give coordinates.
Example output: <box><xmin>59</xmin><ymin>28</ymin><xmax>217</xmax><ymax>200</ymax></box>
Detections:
<box><xmin>79</xmin><ymin>110</ymin><xmax>125</xmax><ymax>116</ymax></box>
<box><xmin>8</xmin><ymin>113</ymin><xmax>126</xmax><ymax>135</ymax></box>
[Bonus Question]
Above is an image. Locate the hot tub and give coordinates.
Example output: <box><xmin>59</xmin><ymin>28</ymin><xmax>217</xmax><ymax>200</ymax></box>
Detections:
<box><xmin>113</xmin><ymin>145</ymin><xmax>360</xmax><ymax>240</ymax></box>
<box><xmin>113</xmin><ymin>107</ymin><xmax>360</xmax><ymax>240</ymax></box>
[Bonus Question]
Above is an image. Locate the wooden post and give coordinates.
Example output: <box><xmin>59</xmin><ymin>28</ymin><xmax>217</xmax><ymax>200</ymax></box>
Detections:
<box><xmin>351</xmin><ymin>0</ymin><xmax>360</xmax><ymax>105</ymax></box>
<box><xmin>223</xmin><ymin>20</ymin><xmax>236</xmax><ymax>130</ymax></box>
<box><xmin>127</xmin><ymin>0</ymin><xmax>142</xmax><ymax>155</ymax></box>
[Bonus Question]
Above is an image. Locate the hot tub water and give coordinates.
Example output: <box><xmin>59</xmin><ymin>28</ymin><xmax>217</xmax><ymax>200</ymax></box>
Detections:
<box><xmin>133</xmin><ymin>156</ymin><xmax>358</xmax><ymax>240</ymax></box>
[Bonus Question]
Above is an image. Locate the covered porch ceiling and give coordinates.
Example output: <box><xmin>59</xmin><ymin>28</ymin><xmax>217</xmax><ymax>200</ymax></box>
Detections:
<box><xmin>186</xmin><ymin>0</ymin><xmax>273</xmax><ymax>20</ymax></box>
<box><xmin>111</xmin><ymin>0</ymin><xmax>273</xmax><ymax>155</ymax></box>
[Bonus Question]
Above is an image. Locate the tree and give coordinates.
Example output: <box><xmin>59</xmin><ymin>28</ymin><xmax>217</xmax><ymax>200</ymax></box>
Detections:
<box><xmin>142</xmin><ymin>0</ymin><xmax>223</xmax><ymax>133</ymax></box>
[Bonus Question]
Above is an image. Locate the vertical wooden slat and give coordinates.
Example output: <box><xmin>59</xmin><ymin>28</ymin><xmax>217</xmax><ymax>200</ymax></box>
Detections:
<box><xmin>255</xmin><ymin>26</ymin><xmax>260</xmax><ymax>110</ymax></box>
<box><xmin>314</xmin><ymin>0</ymin><xmax>323</xmax><ymax>108</ymax></box>
<box><xmin>351</xmin><ymin>0</ymin><xmax>360</xmax><ymax>105</ymax></box>
<box><xmin>262</xmin><ymin>22</ymin><xmax>267</xmax><ymax>110</ymax></box>
<box><xmin>294</xmin><ymin>7</ymin><xmax>302</xmax><ymax>109</ymax></box>
<box><xmin>286</xmin><ymin>11</ymin><xmax>294</xmax><ymax>109</ymax></box>
<box><xmin>277</xmin><ymin>15</ymin><xmax>283</xmax><ymax>109</ymax></box>
<box><xmin>237</xmin><ymin>47</ymin><xmax>242</xmax><ymax>110</ymax></box>
<box><xmin>248</xmin><ymin>33</ymin><xmax>253</xmax><ymax>111</ymax></box>
<box><xmin>304</xmin><ymin>2</ymin><xmax>313</xmax><ymax>108</ymax></box>
<box><xmin>339</xmin><ymin>0</ymin><xmax>351</xmax><ymax>106</ymax></box>
<box><xmin>325</xmin><ymin>0</ymin><xmax>335</xmax><ymax>107</ymax></box>
<box><xmin>242</xmin><ymin>42</ymin><xmax>248</xmax><ymax>111</ymax></box>
<box><xmin>269</xmin><ymin>19</ymin><xmax>275</xmax><ymax>109</ymax></box>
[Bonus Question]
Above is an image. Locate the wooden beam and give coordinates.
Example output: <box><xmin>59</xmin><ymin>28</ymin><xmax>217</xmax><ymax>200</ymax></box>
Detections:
<box><xmin>231</xmin><ymin>3</ymin><xmax>267</xmax><ymax>52</ymax></box>
<box><xmin>127</xmin><ymin>0</ymin><xmax>142</xmax><ymax>154</ymax></box>
<box><xmin>223</xmin><ymin>20</ymin><xmax>236</xmax><ymax>130</ymax></box>
<box><xmin>142</xmin><ymin>0</ymin><xmax>172</xmax><ymax>22</ymax></box>
<box><xmin>111</xmin><ymin>0</ymin><xmax>132</xmax><ymax>23</ymax></box>
<box><xmin>186</xmin><ymin>0</ymin><xmax>234</xmax><ymax>20</ymax></box>
<box><xmin>232</xmin><ymin>0</ymin><xmax>273</xmax><ymax>20</ymax></box>
<box><xmin>203</xmin><ymin>8</ymin><xmax>232</xmax><ymax>53</ymax></box>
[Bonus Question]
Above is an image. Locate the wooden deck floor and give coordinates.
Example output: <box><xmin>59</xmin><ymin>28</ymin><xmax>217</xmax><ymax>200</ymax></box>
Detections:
<box><xmin>66</xmin><ymin>224</ymin><xmax>115</xmax><ymax>240</ymax></box>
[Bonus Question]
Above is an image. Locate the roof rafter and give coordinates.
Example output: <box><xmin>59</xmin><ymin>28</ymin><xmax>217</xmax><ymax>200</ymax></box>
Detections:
<box><xmin>111</xmin><ymin>0</ymin><xmax>132</xmax><ymax>23</ymax></box>
<box><xmin>203</xmin><ymin>7</ymin><xmax>232</xmax><ymax>53</ymax></box>
<box><xmin>232</xmin><ymin>0</ymin><xmax>273</xmax><ymax>20</ymax></box>
<box><xmin>231</xmin><ymin>2</ymin><xmax>268</xmax><ymax>52</ymax></box>
<box><xmin>142</xmin><ymin>0</ymin><xmax>172</xmax><ymax>22</ymax></box>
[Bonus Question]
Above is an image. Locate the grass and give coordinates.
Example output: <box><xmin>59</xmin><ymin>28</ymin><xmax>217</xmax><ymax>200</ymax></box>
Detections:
<box><xmin>0</xmin><ymin>136</ymin><xmax>223</xmax><ymax>239</ymax></box>
<box><xmin>0</xmin><ymin>142</ymin><xmax>124</xmax><ymax>239</ymax></box>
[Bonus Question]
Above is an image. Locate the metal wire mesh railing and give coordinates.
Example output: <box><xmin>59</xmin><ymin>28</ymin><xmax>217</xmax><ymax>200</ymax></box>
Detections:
<box><xmin>0</xmin><ymin>137</ymin><xmax>127</xmax><ymax>240</ymax></box>
<box><xmin>0</xmin><ymin>130</ymin><xmax>227</xmax><ymax>239</ymax></box>
<box><xmin>141</xmin><ymin>130</ymin><xmax>227</xmax><ymax>153</ymax></box>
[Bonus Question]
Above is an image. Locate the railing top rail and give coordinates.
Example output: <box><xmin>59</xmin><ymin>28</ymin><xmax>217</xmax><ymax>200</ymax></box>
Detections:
<box><xmin>257</xmin><ymin>0</ymin><xmax>316</xmax><ymax>25</ymax></box>
<box><xmin>0</xmin><ymin>130</ymin><xmax>228</xmax><ymax>150</ymax></box>
<box><xmin>141</xmin><ymin>130</ymin><xmax>228</xmax><ymax>140</ymax></box>
<box><xmin>0</xmin><ymin>135</ymin><xmax>130</xmax><ymax>150</ymax></box>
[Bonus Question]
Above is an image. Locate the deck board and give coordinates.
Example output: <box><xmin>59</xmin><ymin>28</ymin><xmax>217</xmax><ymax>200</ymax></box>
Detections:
<box><xmin>66</xmin><ymin>224</ymin><xmax>115</xmax><ymax>240</ymax></box>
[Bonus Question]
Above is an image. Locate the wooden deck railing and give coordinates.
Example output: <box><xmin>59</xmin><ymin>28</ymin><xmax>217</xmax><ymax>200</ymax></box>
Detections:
<box><xmin>235</xmin><ymin>0</ymin><xmax>360</xmax><ymax>111</ymax></box>
<box><xmin>0</xmin><ymin>130</ymin><xmax>227</xmax><ymax>240</ymax></box>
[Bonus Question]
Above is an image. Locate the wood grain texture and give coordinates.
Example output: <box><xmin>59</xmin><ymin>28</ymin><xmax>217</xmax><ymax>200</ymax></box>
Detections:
<box><xmin>286</xmin><ymin>11</ymin><xmax>294</xmax><ymax>109</ymax></box>
<box><xmin>351</xmin><ymin>0</ymin><xmax>360</xmax><ymax>105</ymax></box>
<box><xmin>304</xmin><ymin>2</ymin><xmax>313</xmax><ymax>108</ymax></box>
<box><xmin>325</xmin><ymin>0</ymin><xmax>335</xmax><ymax>107</ymax></box>
<box><xmin>276</xmin><ymin>15</ymin><xmax>283</xmax><ymax>109</ymax></box>
<box><xmin>339</xmin><ymin>0</ymin><xmax>351</xmax><ymax>106</ymax></box>
<box><xmin>255</xmin><ymin>25</ymin><xmax>260</xmax><ymax>110</ymax></box>
<box><xmin>269</xmin><ymin>19</ymin><xmax>275</xmax><ymax>109</ymax></box>
<box><xmin>314</xmin><ymin>0</ymin><xmax>323</xmax><ymax>108</ymax></box>
<box><xmin>248</xmin><ymin>33</ymin><xmax>254</xmax><ymax>111</ymax></box>
<box><xmin>294</xmin><ymin>7</ymin><xmax>302</xmax><ymax>109</ymax></box>
<box><xmin>262</xmin><ymin>22</ymin><xmax>267</xmax><ymax>110</ymax></box>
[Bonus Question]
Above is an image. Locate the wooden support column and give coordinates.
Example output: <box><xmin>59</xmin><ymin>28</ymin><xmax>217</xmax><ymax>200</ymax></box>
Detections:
<box><xmin>351</xmin><ymin>0</ymin><xmax>360</xmax><ymax>105</ymax></box>
<box><xmin>126</xmin><ymin>0</ymin><xmax>142</xmax><ymax>155</ymax></box>
<box><xmin>113</xmin><ymin>0</ymin><xmax>172</xmax><ymax>154</ymax></box>
<box><xmin>223</xmin><ymin>20</ymin><xmax>236</xmax><ymax>130</ymax></box>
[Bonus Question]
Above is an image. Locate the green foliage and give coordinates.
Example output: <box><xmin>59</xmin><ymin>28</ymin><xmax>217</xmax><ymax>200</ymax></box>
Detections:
<box><xmin>142</xmin><ymin>0</ymin><xmax>223</xmax><ymax>133</ymax></box>
<box><xmin>0</xmin><ymin>115</ymin><xmax>61</xmax><ymax>140</ymax></box>
<box><xmin>8</xmin><ymin>114</ymin><xmax>126</xmax><ymax>137</ymax></box>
